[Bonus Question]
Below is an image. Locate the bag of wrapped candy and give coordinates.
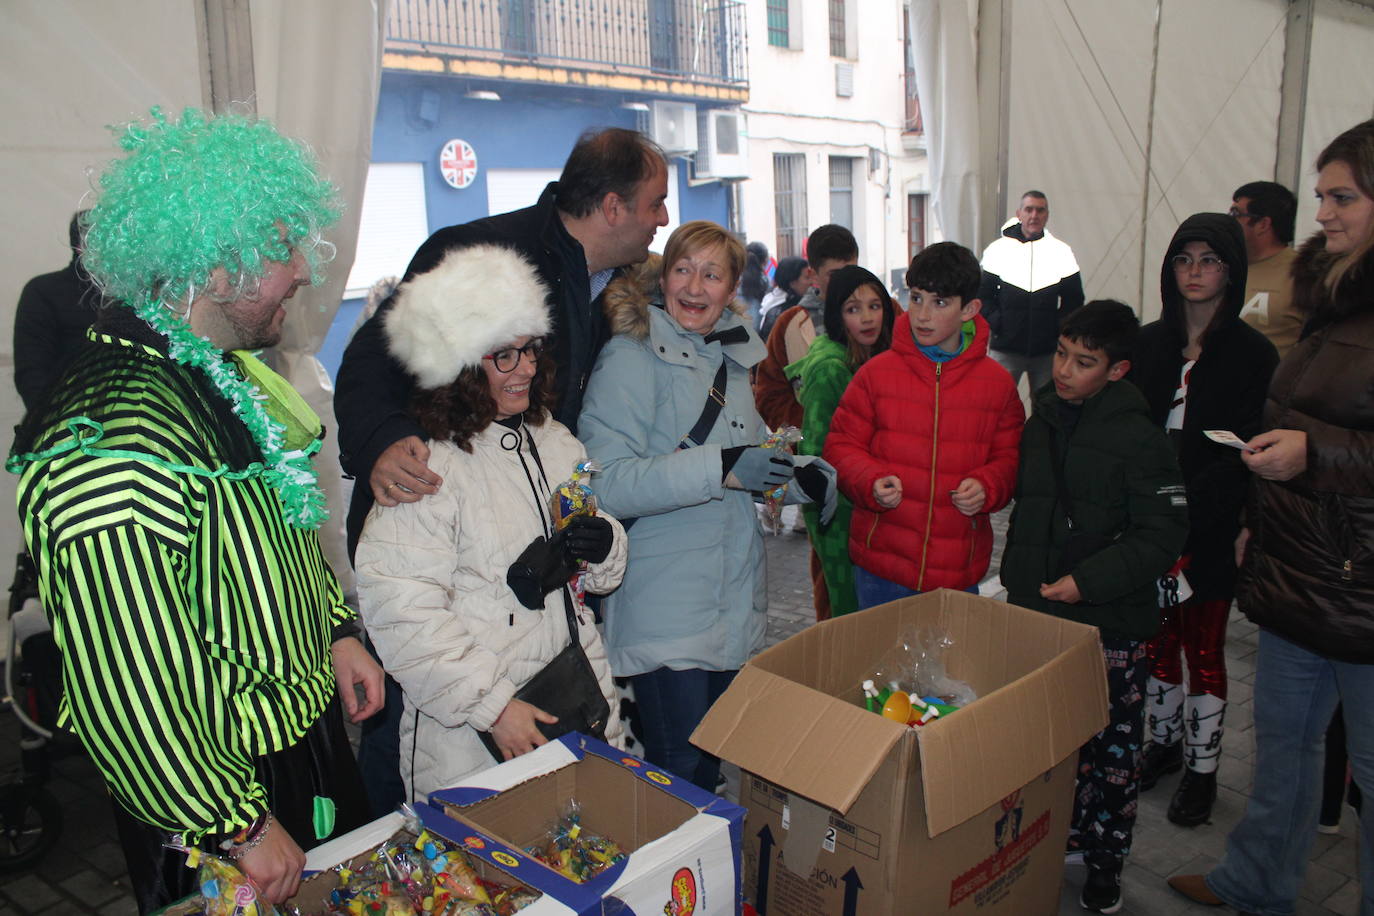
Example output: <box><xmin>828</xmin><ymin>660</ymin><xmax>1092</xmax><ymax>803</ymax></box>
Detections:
<box><xmin>759</xmin><ymin>426</ymin><xmax>802</xmax><ymax>534</ymax></box>
<box><xmin>548</xmin><ymin>461</ymin><xmax>600</xmax><ymax>531</ymax></box>
<box><xmin>523</xmin><ymin>799</ymin><xmax>625</xmax><ymax>884</ymax></box>
<box><xmin>174</xmin><ymin>846</ymin><xmax>284</xmax><ymax>916</ymax></box>
<box><xmin>317</xmin><ymin>822</ymin><xmax>539</xmax><ymax>915</ymax></box>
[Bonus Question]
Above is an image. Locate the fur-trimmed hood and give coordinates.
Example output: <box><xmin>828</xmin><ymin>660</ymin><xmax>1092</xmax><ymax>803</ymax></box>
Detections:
<box><xmin>1292</xmin><ymin>230</ymin><xmax>1374</xmax><ymax>334</ymax></box>
<box><xmin>601</xmin><ymin>254</ymin><xmax>750</xmax><ymax>340</ymax></box>
<box><xmin>384</xmin><ymin>243</ymin><xmax>551</xmax><ymax>389</ymax></box>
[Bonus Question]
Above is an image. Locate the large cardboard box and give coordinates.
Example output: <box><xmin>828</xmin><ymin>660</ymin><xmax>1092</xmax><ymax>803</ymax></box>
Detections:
<box><xmin>692</xmin><ymin>590</ymin><xmax>1110</xmax><ymax>916</ymax></box>
<box><xmin>426</xmin><ymin>733</ymin><xmax>746</xmax><ymax>915</ymax></box>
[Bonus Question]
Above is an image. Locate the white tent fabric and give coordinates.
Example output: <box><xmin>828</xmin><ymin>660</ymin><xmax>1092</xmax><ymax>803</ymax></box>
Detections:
<box><xmin>910</xmin><ymin>0</ymin><xmax>1374</xmax><ymax>322</ymax></box>
<box><xmin>909</xmin><ymin>0</ymin><xmax>983</xmax><ymax>249</ymax></box>
<box><xmin>0</xmin><ymin>0</ymin><xmax>386</xmax><ymax>605</ymax></box>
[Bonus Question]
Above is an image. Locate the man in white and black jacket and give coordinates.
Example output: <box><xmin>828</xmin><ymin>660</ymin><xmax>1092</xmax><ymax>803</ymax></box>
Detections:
<box><xmin>978</xmin><ymin>190</ymin><xmax>1085</xmax><ymax>392</ymax></box>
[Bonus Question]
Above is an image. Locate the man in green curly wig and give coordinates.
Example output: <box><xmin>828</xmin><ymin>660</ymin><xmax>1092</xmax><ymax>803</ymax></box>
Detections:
<box><xmin>9</xmin><ymin>107</ymin><xmax>383</xmax><ymax>911</ymax></box>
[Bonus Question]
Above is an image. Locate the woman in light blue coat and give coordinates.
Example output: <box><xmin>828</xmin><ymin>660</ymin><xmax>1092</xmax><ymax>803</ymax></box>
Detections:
<box><xmin>578</xmin><ymin>221</ymin><xmax>836</xmax><ymax>791</ymax></box>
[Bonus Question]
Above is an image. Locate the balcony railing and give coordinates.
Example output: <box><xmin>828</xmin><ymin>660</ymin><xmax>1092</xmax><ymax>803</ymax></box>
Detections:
<box><xmin>386</xmin><ymin>0</ymin><xmax>748</xmax><ymax>88</ymax></box>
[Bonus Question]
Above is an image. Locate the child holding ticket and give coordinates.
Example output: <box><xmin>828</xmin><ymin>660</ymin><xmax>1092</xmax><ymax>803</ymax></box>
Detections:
<box><xmin>1128</xmin><ymin>213</ymin><xmax>1279</xmax><ymax>828</ymax></box>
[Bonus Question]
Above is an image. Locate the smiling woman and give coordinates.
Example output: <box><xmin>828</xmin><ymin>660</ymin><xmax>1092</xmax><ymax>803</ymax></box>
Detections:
<box><xmin>1167</xmin><ymin>118</ymin><xmax>1374</xmax><ymax>915</ymax></box>
<box><xmin>577</xmin><ymin>220</ymin><xmax>837</xmax><ymax>792</ymax></box>
<box><xmin>355</xmin><ymin>243</ymin><xmax>628</xmax><ymax>800</ymax></box>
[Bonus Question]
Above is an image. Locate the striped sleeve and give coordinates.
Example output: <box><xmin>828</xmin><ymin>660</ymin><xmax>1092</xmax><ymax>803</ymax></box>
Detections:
<box><xmin>54</xmin><ymin>523</ymin><xmax>267</xmax><ymax>841</ymax></box>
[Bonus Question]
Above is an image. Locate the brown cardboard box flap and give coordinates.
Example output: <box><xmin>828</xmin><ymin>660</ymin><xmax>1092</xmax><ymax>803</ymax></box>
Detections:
<box><xmin>916</xmin><ymin>624</ymin><xmax>1109</xmax><ymax>836</ymax></box>
<box><xmin>691</xmin><ymin>663</ymin><xmax>906</xmax><ymax>814</ymax></box>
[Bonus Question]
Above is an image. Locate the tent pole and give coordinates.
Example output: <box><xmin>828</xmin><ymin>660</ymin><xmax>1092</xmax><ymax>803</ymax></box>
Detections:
<box><xmin>1137</xmin><ymin>0</ymin><xmax>1163</xmax><ymax>316</ymax></box>
<box><xmin>1275</xmin><ymin>0</ymin><xmax>1314</xmax><ymax>193</ymax></box>
<box><xmin>976</xmin><ymin>0</ymin><xmax>1011</xmax><ymax>247</ymax></box>
<box><xmin>194</xmin><ymin>0</ymin><xmax>256</xmax><ymax>115</ymax></box>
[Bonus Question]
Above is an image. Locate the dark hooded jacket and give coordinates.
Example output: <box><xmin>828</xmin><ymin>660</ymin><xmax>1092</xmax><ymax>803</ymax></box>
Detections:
<box><xmin>1237</xmin><ymin>234</ymin><xmax>1374</xmax><ymax>662</ymax></box>
<box><xmin>13</xmin><ymin>213</ymin><xmax>102</xmax><ymax>413</ymax></box>
<box><xmin>1130</xmin><ymin>213</ymin><xmax>1279</xmax><ymax>600</ymax></box>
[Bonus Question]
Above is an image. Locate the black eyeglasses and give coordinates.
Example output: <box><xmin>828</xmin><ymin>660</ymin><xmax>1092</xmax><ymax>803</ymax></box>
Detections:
<box><xmin>483</xmin><ymin>339</ymin><xmax>544</xmax><ymax>373</ymax></box>
<box><xmin>1228</xmin><ymin>206</ymin><xmax>1256</xmax><ymax>221</ymax></box>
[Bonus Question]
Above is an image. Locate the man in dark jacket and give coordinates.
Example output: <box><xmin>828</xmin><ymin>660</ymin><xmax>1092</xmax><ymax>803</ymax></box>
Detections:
<box><xmin>335</xmin><ymin>127</ymin><xmax>669</xmax><ymax>560</ymax></box>
<box><xmin>979</xmin><ymin>191</ymin><xmax>1085</xmax><ymax>393</ymax></box>
<box><xmin>12</xmin><ymin>211</ymin><xmax>101</xmax><ymax>413</ymax></box>
<box><xmin>335</xmin><ymin>127</ymin><xmax>667</xmax><ymax>816</ymax></box>
<box><xmin>1000</xmin><ymin>300</ymin><xmax>1187</xmax><ymax>914</ymax></box>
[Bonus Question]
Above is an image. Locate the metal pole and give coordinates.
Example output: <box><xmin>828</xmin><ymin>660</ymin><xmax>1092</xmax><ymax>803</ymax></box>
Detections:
<box><xmin>194</xmin><ymin>0</ymin><xmax>257</xmax><ymax>115</ymax></box>
<box><xmin>1137</xmin><ymin>0</ymin><xmax>1163</xmax><ymax>316</ymax></box>
<box><xmin>1275</xmin><ymin>0</ymin><xmax>1314</xmax><ymax>193</ymax></box>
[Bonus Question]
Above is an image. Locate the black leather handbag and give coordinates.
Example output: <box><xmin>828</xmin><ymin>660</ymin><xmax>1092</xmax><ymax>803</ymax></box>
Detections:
<box><xmin>478</xmin><ymin>588</ymin><xmax>610</xmax><ymax>762</ymax></box>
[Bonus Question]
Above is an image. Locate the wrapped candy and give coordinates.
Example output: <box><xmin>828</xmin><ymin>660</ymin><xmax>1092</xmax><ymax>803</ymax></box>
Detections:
<box><xmin>175</xmin><ymin>846</ymin><xmax>283</xmax><ymax>916</ymax></box>
<box><xmin>760</xmin><ymin>427</ymin><xmax>802</xmax><ymax>535</ymax></box>
<box><xmin>548</xmin><ymin>461</ymin><xmax>600</xmax><ymax>531</ymax></box>
<box><xmin>523</xmin><ymin>799</ymin><xmax>625</xmax><ymax>884</ymax></box>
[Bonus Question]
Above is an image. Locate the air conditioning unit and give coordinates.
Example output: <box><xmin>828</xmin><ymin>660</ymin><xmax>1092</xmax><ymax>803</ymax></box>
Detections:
<box><xmin>693</xmin><ymin>108</ymin><xmax>749</xmax><ymax>180</ymax></box>
<box><xmin>649</xmin><ymin>100</ymin><xmax>698</xmax><ymax>155</ymax></box>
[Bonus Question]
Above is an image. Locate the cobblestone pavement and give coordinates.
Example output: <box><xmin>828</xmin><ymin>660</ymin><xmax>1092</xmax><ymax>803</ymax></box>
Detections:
<box><xmin>0</xmin><ymin>506</ymin><xmax>1363</xmax><ymax>914</ymax></box>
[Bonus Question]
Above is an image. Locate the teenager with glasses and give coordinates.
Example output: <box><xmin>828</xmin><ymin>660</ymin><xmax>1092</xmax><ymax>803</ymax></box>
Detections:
<box><xmin>355</xmin><ymin>244</ymin><xmax>627</xmax><ymax>801</ymax></box>
<box><xmin>1128</xmin><ymin>213</ymin><xmax>1279</xmax><ymax>827</ymax></box>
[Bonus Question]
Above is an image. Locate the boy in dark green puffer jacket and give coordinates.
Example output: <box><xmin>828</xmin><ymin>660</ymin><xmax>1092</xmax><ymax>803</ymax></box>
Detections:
<box><xmin>1000</xmin><ymin>299</ymin><xmax>1188</xmax><ymax>914</ymax></box>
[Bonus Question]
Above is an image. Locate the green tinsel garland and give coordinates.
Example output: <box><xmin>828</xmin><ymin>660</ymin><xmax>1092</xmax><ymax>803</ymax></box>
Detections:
<box><xmin>134</xmin><ymin>294</ymin><xmax>328</xmax><ymax>529</ymax></box>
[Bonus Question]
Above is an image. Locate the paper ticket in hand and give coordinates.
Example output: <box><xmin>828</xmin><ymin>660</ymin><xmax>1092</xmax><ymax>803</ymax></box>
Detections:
<box><xmin>1204</xmin><ymin>429</ymin><xmax>1255</xmax><ymax>452</ymax></box>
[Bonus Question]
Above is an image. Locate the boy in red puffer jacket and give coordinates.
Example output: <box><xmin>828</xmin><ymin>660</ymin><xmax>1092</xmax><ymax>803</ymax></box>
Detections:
<box><xmin>824</xmin><ymin>242</ymin><xmax>1023</xmax><ymax>607</ymax></box>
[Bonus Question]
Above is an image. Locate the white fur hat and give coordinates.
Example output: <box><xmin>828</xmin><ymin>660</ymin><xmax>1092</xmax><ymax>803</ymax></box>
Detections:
<box><xmin>384</xmin><ymin>243</ymin><xmax>552</xmax><ymax>389</ymax></box>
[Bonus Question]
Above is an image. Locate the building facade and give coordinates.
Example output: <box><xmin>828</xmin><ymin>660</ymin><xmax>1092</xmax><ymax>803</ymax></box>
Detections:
<box><xmin>741</xmin><ymin>0</ymin><xmax>932</xmax><ymax>290</ymax></box>
<box><xmin>322</xmin><ymin>0</ymin><xmax>750</xmax><ymax>375</ymax></box>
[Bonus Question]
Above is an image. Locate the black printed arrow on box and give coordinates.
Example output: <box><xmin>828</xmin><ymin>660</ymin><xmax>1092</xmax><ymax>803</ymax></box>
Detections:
<box><xmin>841</xmin><ymin>866</ymin><xmax>864</xmax><ymax>916</ymax></box>
<box><xmin>754</xmin><ymin>824</ymin><xmax>775</xmax><ymax>914</ymax></box>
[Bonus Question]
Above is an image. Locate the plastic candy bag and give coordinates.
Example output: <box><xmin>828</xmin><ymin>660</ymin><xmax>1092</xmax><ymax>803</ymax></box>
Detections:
<box><xmin>176</xmin><ymin>846</ymin><xmax>284</xmax><ymax>916</ymax></box>
<box><xmin>760</xmin><ymin>427</ymin><xmax>802</xmax><ymax>535</ymax></box>
<box><xmin>524</xmin><ymin>798</ymin><xmax>625</xmax><ymax>884</ymax></box>
<box><xmin>858</xmin><ymin>626</ymin><xmax>977</xmax><ymax>727</ymax></box>
<box><xmin>548</xmin><ymin>461</ymin><xmax>600</xmax><ymax>531</ymax></box>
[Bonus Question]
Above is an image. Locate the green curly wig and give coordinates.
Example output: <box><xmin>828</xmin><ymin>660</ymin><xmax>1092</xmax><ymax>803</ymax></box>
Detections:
<box><xmin>82</xmin><ymin>106</ymin><xmax>341</xmax><ymax>307</ymax></box>
<box><xmin>70</xmin><ymin>107</ymin><xmax>343</xmax><ymax>529</ymax></box>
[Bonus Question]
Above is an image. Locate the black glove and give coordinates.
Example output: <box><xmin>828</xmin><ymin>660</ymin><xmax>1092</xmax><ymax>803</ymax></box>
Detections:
<box><xmin>506</xmin><ymin>532</ymin><xmax>578</xmax><ymax>610</ymax></box>
<box><xmin>721</xmin><ymin>445</ymin><xmax>795</xmax><ymax>490</ymax></box>
<box><xmin>563</xmin><ymin>515</ymin><xmax>614</xmax><ymax>564</ymax></box>
<box><xmin>793</xmin><ymin>461</ymin><xmax>839</xmax><ymax>525</ymax></box>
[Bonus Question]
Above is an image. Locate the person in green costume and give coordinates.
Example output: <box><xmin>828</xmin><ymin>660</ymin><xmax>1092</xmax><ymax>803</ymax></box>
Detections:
<box><xmin>786</xmin><ymin>265</ymin><xmax>896</xmax><ymax>617</ymax></box>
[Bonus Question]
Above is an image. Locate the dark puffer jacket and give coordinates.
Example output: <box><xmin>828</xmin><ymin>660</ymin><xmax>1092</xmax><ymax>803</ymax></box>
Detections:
<box><xmin>1000</xmin><ymin>380</ymin><xmax>1189</xmax><ymax>639</ymax></box>
<box><xmin>1130</xmin><ymin>213</ymin><xmax>1279</xmax><ymax>600</ymax></box>
<box><xmin>1238</xmin><ymin>235</ymin><xmax>1374</xmax><ymax>662</ymax></box>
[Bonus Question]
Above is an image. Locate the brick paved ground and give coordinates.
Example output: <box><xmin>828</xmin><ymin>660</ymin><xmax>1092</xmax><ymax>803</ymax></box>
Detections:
<box><xmin>0</xmin><ymin>505</ymin><xmax>1363</xmax><ymax>914</ymax></box>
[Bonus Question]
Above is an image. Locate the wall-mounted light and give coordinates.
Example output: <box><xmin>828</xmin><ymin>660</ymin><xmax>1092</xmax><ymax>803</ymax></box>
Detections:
<box><xmin>465</xmin><ymin>90</ymin><xmax>502</xmax><ymax>101</ymax></box>
<box><xmin>621</xmin><ymin>101</ymin><xmax>650</xmax><ymax>112</ymax></box>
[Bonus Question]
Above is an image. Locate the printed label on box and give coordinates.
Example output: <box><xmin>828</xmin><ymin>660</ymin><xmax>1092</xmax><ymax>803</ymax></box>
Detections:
<box><xmin>947</xmin><ymin>790</ymin><xmax>1051</xmax><ymax>909</ymax></box>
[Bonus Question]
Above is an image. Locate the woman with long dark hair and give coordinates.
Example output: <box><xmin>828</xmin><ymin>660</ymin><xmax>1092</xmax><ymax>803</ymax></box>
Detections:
<box><xmin>355</xmin><ymin>244</ymin><xmax>626</xmax><ymax>801</ymax></box>
<box><xmin>1168</xmin><ymin>119</ymin><xmax>1374</xmax><ymax>914</ymax></box>
<box><xmin>786</xmin><ymin>265</ymin><xmax>897</xmax><ymax>618</ymax></box>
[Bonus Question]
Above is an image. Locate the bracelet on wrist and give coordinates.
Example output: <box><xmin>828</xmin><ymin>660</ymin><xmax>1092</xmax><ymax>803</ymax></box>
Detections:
<box><xmin>222</xmin><ymin>812</ymin><xmax>273</xmax><ymax>859</ymax></box>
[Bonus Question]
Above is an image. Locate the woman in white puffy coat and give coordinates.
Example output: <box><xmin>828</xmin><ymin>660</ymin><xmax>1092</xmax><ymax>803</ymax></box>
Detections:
<box><xmin>355</xmin><ymin>244</ymin><xmax>626</xmax><ymax>801</ymax></box>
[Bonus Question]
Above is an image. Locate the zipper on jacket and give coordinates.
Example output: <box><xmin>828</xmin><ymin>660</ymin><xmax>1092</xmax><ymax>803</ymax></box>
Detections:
<box><xmin>917</xmin><ymin>363</ymin><xmax>942</xmax><ymax>590</ymax></box>
<box><xmin>865</xmin><ymin>512</ymin><xmax>881</xmax><ymax>549</ymax></box>
<box><xmin>1343</xmin><ymin>559</ymin><xmax>1353</xmax><ymax>581</ymax></box>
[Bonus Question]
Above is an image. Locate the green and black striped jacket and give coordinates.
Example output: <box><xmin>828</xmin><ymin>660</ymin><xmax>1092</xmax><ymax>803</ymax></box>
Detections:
<box><xmin>12</xmin><ymin>327</ymin><xmax>352</xmax><ymax>842</ymax></box>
